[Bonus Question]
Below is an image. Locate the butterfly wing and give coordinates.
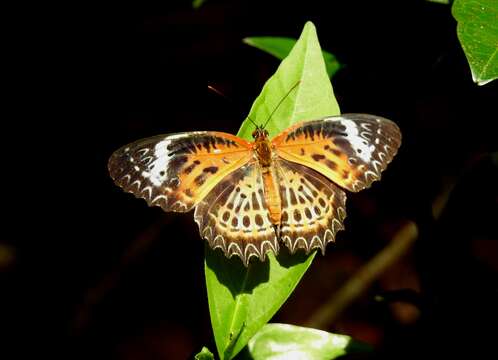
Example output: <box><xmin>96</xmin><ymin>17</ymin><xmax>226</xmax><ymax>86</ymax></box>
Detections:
<box><xmin>194</xmin><ymin>161</ymin><xmax>279</xmax><ymax>266</ymax></box>
<box><xmin>108</xmin><ymin>131</ymin><xmax>253</xmax><ymax>212</ymax></box>
<box><xmin>272</xmin><ymin>114</ymin><xmax>401</xmax><ymax>192</ymax></box>
<box><xmin>275</xmin><ymin>159</ymin><xmax>347</xmax><ymax>254</ymax></box>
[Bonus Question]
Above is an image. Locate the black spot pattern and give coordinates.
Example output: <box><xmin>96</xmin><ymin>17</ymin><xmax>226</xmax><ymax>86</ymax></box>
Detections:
<box><xmin>194</xmin><ymin>162</ymin><xmax>279</xmax><ymax>267</ymax></box>
<box><xmin>277</xmin><ymin>158</ymin><xmax>347</xmax><ymax>255</ymax></box>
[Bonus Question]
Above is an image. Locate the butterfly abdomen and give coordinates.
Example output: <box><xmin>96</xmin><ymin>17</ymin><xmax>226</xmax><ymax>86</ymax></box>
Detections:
<box><xmin>253</xmin><ymin>136</ymin><xmax>282</xmax><ymax>226</ymax></box>
<box><xmin>261</xmin><ymin>166</ymin><xmax>281</xmax><ymax>225</ymax></box>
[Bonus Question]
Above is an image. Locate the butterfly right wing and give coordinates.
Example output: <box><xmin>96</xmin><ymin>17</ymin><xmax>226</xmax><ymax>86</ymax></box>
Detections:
<box><xmin>272</xmin><ymin>114</ymin><xmax>401</xmax><ymax>192</ymax></box>
<box><xmin>275</xmin><ymin>158</ymin><xmax>347</xmax><ymax>255</ymax></box>
<box><xmin>194</xmin><ymin>161</ymin><xmax>279</xmax><ymax>266</ymax></box>
<box><xmin>108</xmin><ymin>131</ymin><xmax>253</xmax><ymax>212</ymax></box>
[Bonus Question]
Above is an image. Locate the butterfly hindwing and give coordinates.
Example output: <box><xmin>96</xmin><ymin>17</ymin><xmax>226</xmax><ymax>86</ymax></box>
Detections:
<box><xmin>108</xmin><ymin>131</ymin><xmax>253</xmax><ymax>212</ymax></box>
<box><xmin>275</xmin><ymin>159</ymin><xmax>347</xmax><ymax>254</ymax></box>
<box><xmin>194</xmin><ymin>161</ymin><xmax>279</xmax><ymax>266</ymax></box>
<box><xmin>272</xmin><ymin>114</ymin><xmax>401</xmax><ymax>192</ymax></box>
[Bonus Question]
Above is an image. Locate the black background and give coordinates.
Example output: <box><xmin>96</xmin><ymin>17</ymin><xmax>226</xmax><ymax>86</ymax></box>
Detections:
<box><xmin>5</xmin><ymin>1</ymin><xmax>497</xmax><ymax>359</ymax></box>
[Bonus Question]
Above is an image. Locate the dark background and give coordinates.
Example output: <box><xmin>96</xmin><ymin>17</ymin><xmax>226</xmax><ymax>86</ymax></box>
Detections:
<box><xmin>5</xmin><ymin>1</ymin><xmax>497</xmax><ymax>359</ymax></box>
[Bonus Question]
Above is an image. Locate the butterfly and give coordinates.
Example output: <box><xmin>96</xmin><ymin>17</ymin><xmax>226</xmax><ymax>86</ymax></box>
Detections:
<box><xmin>108</xmin><ymin>114</ymin><xmax>401</xmax><ymax>266</ymax></box>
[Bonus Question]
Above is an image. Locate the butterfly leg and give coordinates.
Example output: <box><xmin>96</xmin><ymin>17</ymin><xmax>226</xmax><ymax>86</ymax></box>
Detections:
<box><xmin>273</xmin><ymin>224</ymin><xmax>281</xmax><ymax>239</ymax></box>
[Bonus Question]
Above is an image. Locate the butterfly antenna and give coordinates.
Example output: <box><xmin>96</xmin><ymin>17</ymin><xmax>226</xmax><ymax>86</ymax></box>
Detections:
<box><xmin>207</xmin><ymin>85</ymin><xmax>229</xmax><ymax>101</ymax></box>
<box><xmin>207</xmin><ymin>85</ymin><xmax>259</xmax><ymax>128</ymax></box>
<box><xmin>262</xmin><ymin>80</ymin><xmax>301</xmax><ymax>129</ymax></box>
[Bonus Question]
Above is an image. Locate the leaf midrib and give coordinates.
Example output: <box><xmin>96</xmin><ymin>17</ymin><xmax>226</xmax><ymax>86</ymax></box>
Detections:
<box><xmin>479</xmin><ymin>45</ymin><xmax>497</xmax><ymax>80</ymax></box>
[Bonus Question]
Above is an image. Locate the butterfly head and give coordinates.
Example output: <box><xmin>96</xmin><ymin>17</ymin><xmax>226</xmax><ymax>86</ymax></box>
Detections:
<box><xmin>251</xmin><ymin>127</ymin><xmax>269</xmax><ymax>141</ymax></box>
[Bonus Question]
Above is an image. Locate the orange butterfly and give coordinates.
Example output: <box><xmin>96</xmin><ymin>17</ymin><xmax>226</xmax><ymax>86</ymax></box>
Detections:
<box><xmin>108</xmin><ymin>114</ymin><xmax>401</xmax><ymax>266</ymax></box>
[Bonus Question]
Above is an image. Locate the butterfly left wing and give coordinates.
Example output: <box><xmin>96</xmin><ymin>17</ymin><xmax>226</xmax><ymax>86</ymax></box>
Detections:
<box><xmin>108</xmin><ymin>131</ymin><xmax>253</xmax><ymax>212</ymax></box>
<box><xmin>272</xmin><ymin>114</ymin><xmax>401</xmax><ymax>192</ymax></box>
<box><xmin>194</xmin><ymin>161</ymin><xmax>279</xmax><ymax>266</ymax></box>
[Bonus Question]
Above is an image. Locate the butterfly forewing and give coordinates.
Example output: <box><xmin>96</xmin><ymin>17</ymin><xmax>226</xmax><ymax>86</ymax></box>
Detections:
<box><xmin>272</xmin><ymin>114</ymin><xmax>401</xmax><ymax>192</ymax></box>
<box><xmin>194</xmin><ymin>161</ymin><xmax>279</xmax><ymax>266</ymax></box>
<box><xmin>108</xmin><ymin>131</ymin><xmax>253</xmax><ymax>212</ymax></box>
<box><xmin>275</xmin><ymin>159</ymin><xmax>347</xmax><ymax>254</ymax></box>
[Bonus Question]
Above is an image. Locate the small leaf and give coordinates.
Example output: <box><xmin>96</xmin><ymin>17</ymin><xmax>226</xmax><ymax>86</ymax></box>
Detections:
<box><xmin>452</xmin><ymin>0</ymin><xmax>498</xmax><ymax>85</ymax></box>
<box><xmin>193</xmin><ymin>0</ymin><xmax>207</xmax><ymax>9</ymax></box>
<box><xmin>243</xmin><ymin>36</ymin><xmax>342</xmax><ymax>78</ymax></box>
<box><xmin>242</xmin><ymin>323</ymin><xmax>372</xmax><ymax>360</ymax></box>
<box><xmin>195</xmin><ymin>346</ymin><xmax>215</xmax><ymax>360</ymax></box>
<box><xmin>206</xmin><ymin>21</ymin><xmax>341</xmax><ymax>360</ymax></box>
<box><xmin>426</xmin><ymin>0</ymin><xmax>450</xmax><ymax>4</ymax></box>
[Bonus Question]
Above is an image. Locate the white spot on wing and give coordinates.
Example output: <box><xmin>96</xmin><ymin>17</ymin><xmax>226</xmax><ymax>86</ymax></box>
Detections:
<box><xmin>337</xmin><ymin>118</ymin><xmax>375</xmax><ymax>162</ymax></box>
<box><xmin>141</xmin><ymin>137</ymin><xmax>171</xmax><ymax>186</ymax></box>
<box><xmin>166</xmin><ymin>132</ymin><xmax>205</xmax><ymax>140</ymax></box>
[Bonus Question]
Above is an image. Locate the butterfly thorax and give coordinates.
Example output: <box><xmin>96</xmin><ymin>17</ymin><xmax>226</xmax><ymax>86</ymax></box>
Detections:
<box><xmin>253</xmin><ymin>138</ymin><xmax>273</xmax><ymax>167</ymax></box>
<box><xmin>252</xmin><ymin>128</ymin><xmax>273</xmax><ymax>167</ymax></box>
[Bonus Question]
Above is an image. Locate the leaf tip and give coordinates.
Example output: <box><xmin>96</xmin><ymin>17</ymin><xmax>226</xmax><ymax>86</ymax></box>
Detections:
<box><xmin>301</xmin><ymin>21</ymin><xmax>317</xmax><ymax>39</ymax></box>
<box><xmin>476</xmin><ymin>77</ymin><xmax>497</xmax><ymax>86</ymax></box>
<box><xmin>303</xmin><ymin>21</ymin><xmax>316</xmax><ymax>30</ymax></box>
<box><xmin>242</xmin><ymin>37</ymin><xmax>253</xmax><ymax>45</ymax></box>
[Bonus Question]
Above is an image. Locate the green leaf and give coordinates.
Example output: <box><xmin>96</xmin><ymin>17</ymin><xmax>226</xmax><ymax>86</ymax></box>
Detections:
<box><xmin>452</xmin><ymin>0</ymin><xmax>498</xmax><ymax>85</ymax></box>
<box><xmin>426</xmin><ymin>0</ymin><xmax>449</xmax><ymax>4</ymax></box>
<box><xmin>192</xmin><ymin>0</ymin><xmax>207</xmax><ymax>9</ymax></box>
<box><xmin>205</xmin><ymin>21</ymin><xmax>341</xmax><ymax>360</ymax></box>
<box><xmin>194</xmin><ymin>346</ymin><xmax>215</xmax><ymax>360</ymax></box>
<box><xmin>240</xmin><ymin>323</ymin><xmax>372</xmax><ymax>360</ymax></box>
<box><xmin>239</xmin><ymin>23</ymin><xmax>340</xmax><ymax>140</ymax></box>
<box><xmin>243</xmin><ymin>36</ymin><xmax>342</xmax><ymax>78</ymax></box>
<box><xmin>206</xmin><ymin>249</ymin><xmax>316</xmax><ymax>360</ymax></box>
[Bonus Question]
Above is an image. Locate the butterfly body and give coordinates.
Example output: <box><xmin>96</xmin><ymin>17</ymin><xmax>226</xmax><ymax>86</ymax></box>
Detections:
<box><xmin>109</xmin><ymin>114</ymin><xmax>401</xmax><ymax>266</ymax></box>
<box><xmin>251</xmin><ymin>128</ymin><xmax>282</xmax><ymax>226</ymax></box>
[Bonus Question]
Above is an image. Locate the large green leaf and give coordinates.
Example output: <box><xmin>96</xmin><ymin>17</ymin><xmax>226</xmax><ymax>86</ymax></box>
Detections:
<box><xmin>205</xmin><ymin>21</ymin><xmax>340</xmax><ymax>360</ymax></box>
<box><xmin>205</xmin><ymin>249</ymin><xmax>316</xmax><ymax>360</ymax></box>
<box><xmin>239</xmin><ymin>323</ymin><xmax>372</xmax><ymax>360</ymax></box>
<box><xmin>239</xmin><ymin>24</ymin><xmax>339</xmax><ymax>139</ymax></box>
<box><xmin>243</xmin><ymin>36</ymin><xmax>342</xmax><ymax>78</ymax></box>
<box><xmin>452</xmin><ymin>0</ymin><xmax>498</xmax><ymax>85</ymax></box>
